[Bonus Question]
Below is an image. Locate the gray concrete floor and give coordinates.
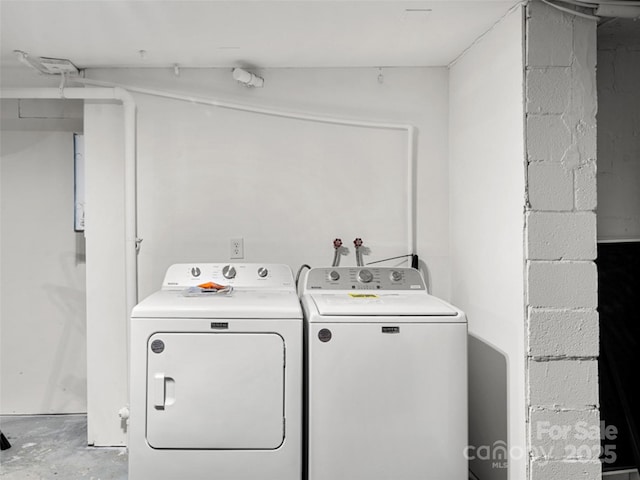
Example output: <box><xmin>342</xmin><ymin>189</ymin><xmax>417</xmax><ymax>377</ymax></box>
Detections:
<box><xmin>0</xmin><ymin>414</ymin><xmax>127</xmax><ymax>480</ymax></box>
<box><xmin>0</xmin><ymin>415</ymin><xmax>500</xmax><ymax>480</ymax></box>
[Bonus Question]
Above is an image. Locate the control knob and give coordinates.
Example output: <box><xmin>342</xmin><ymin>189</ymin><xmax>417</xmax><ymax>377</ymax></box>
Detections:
<box><xmin>390</xmin><ymin>270</ymin><xmax>403</xmax><ymax>282</ymax></box>
<box><xmin>328</xmin><ymin>270</ymin><xmax>340</xmax><ymax>282</ymax></box>
<box><xmin>258</xmin><ymin>267</ymin><xmax>268</xmax><ymax>278</ymax></box>
<box><xmin>222</xmin><ymin>265</ymin><xmax>236</xmax><ymax>279</ymax></box>
<box><xmin>358</xmin><ymin>269</ymin><xmax>374</xmax><ymax>283</ymax></box>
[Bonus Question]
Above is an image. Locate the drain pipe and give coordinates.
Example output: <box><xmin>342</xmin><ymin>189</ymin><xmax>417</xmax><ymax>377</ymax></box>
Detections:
<box><xmin>0</xmin><ymin>87</ymin><xmax>138</xmax><ymax>324</ymax></box>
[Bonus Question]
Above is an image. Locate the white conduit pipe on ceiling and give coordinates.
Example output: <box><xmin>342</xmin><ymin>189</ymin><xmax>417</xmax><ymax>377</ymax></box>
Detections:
<box><xmin>1</xmin><ymin>82</ymin><xmax>418</xmax><ymax>314</ymax></box>
<box><xmin>0</xmin><ymin>86</ymin><xmax>138</xmax><ymax>329</ymax></box>
<box><xmin>71</xmin><ymin>77</ymin><xmax>418</xmax><ymax>266</ymax></box>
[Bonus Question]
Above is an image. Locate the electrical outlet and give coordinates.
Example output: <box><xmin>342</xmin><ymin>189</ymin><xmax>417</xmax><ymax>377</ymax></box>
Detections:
<box><xmin>230</xmin><ymin>238</ymin><xmax>244</xmax><ymax>259</ymax></box>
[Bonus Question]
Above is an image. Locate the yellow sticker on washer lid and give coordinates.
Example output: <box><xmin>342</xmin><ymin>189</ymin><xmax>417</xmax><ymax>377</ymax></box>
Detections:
<box><xmin>349</xmin><ymin>293</ymin><xmax>379</xmax><ymax>298</ymax></box>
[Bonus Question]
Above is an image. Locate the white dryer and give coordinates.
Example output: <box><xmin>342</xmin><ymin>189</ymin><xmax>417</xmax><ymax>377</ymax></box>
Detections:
<box><xmin>301</xmin><ymin>266</ymin><xmax>468</xmax><ymax>480</ymax></box>
<box><xmin>129</xmin><ymin>263</ymin><xmax>302</xmax><ymax>480</ymax></box>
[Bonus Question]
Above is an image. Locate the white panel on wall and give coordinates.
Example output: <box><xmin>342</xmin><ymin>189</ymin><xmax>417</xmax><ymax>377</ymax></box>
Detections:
<box><xmin>0</xmin><ymin>128</ymin><xmax>87</xmax><ymax>414</ymax></box>
<box><xmin>83</xmin><ymin>102</ymin><xmax>128</xmax><ymax>446</ymax></box>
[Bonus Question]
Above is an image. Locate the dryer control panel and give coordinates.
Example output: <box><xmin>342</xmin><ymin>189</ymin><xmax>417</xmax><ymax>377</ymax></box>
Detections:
<box><xmin>305</xmin><ymin>267</ymin><xmax>426</xmax><ymax>291</ymax></box>
<box><xmin>162</xmin><ymin>263</ymin><xmax>295</xmax><ymax>289</ymax></box>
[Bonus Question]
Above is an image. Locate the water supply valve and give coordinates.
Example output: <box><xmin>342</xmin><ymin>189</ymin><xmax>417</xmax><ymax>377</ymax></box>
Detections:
<box><xmin>354</xmin><ymin>238</ymin><xmax>364</xmax><ymax>266</ymax></box>
<box><xmin>332</xmin><ymin>238</ymin><xmax>343</xmax><ymax>267</ymax></box>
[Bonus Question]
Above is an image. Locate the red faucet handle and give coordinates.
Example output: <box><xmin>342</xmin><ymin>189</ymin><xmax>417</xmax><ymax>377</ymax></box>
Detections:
<box><xmin>353</xmin><ymin>238</ymin><xmax>363</xmax><ymax>248</ymax></box>
<box><xmin>333</xmin><ymin>238</ymin><xmax>343</xmax><ymax>249</ymax></box>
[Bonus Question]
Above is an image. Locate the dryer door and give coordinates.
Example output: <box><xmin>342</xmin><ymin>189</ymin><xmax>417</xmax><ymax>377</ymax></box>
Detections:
<box><xmin>146</xmin><ymin>332</ymin><xmax>285</xmax><ymax>449</ymax></box>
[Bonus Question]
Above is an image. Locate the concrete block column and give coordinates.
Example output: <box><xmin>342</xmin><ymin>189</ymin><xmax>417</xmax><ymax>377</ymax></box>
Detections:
<box><xmin>525</xmin><ymin>1</ymin><xmax>600</xmax><ymax>479</ymax></box>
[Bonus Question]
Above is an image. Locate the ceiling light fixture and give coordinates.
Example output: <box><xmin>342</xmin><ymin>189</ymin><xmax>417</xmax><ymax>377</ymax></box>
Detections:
<box><xmin>232</xmin><ymin>67</ymin><xmax>264</xmax><ymax>88</ymax></box>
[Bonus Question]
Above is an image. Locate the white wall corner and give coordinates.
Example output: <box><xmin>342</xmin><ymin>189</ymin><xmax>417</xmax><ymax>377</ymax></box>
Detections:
<box><xmin>449</xmin><ymin>5</ymin><xmax>527</xmax><ymax>479</ymax></box>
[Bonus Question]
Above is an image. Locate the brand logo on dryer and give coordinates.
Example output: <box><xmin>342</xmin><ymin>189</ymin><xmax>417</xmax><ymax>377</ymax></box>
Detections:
<box><xmin>150</xmin><ymin>339</ymin><xmax>165</xmax><ymax>353</ymax></box>
<box><xmin>318</xmin><ymin>329</ymin><xmax>332</xmax><ymax>343</ymax></box>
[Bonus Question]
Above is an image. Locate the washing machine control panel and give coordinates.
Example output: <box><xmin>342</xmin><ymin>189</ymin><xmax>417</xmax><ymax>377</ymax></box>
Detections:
<box><xmin>307</xmin><ymin>267</ymin><xmax>426</xmax><ymax>291</ymax></box>
<box><xmin>162</xmin><ymin>263</ymin><xmax>294</xmax><ymax>289</ymax></box>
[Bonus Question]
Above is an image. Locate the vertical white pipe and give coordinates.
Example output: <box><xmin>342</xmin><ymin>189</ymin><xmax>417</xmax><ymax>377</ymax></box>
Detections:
<box><xmin>407</xmin><ymin>125</ymin><xmax>417</xmax><ymax>259</ymax></box>
<box><xmin>114</xmin><ymin>88</ymin><xmax>138</xmax><ymax>323</ymax></box>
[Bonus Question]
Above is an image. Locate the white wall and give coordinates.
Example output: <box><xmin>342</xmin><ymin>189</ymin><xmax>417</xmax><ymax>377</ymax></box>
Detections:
<box><xmin>597</xmin><ymin>21</ymin><xmax>640</xmax><ymax>241</ymax></box>
<box><xmin>449</xmin><ymin>6</ymin><xmax>526</xmax><ymax>480</ymax></box>
<box><xmin>80</xmin><ymin>67</ymin><xmax>450</xmax><ymax>444</ymax></box>
<box><xmin>1</xmin><ymin>98</ymin><xmax>87</xmax><ymax>414</ymax></box>
<box><xmin>88</xmin><ymin>67</ymin><xmax>451</xmax><ymax>299</ymax></box>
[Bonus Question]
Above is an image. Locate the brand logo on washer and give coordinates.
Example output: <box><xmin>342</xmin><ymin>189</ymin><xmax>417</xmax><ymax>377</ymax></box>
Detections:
<box><xmin>318</xmin><ymin>328</ymin><xmax>332</xmax><ymax>343</ymax></box>
<box><xmin>191</xmin><ymin>267</ymin><xmax>201</xmax><ymax>277</ymax></box>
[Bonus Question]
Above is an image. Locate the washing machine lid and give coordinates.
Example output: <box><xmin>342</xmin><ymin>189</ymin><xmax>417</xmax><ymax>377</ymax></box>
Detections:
<box><xmin>131</xmin><ymin>289</ymin><xmax>302</xmax><ymax>319</ymax></box>
<box><xmin>308</xmin><ymin>292</ymin><xmax>459</xmax><ymax>317</ymax></box>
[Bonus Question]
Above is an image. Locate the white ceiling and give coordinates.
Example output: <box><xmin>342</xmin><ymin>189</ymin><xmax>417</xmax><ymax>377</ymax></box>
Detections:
<box><xmin>0</xmin><ymin>0</ymin><xmax>522</xmax><ymax>69</ymax></box>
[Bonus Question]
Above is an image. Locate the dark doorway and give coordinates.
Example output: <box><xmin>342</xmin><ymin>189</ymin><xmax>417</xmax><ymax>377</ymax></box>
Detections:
<box><xmin>597</xmin><ymin>241</ymin><xmax>640</xmax><ymax>472</ymax></box>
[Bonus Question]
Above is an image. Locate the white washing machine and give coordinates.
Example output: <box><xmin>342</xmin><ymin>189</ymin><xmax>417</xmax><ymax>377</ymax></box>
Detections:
<box><xmin>301</xmin><ymin>266</ymin><xmax>468</xmax><ymax>480</ymax></box>
<box><xmin>129</xmin><ymin>263</ymin><xmax>302</xmax><ymax>480</ymax></box>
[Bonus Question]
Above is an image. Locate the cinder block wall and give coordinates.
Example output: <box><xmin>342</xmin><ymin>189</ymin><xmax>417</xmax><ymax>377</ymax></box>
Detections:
<box><xmin>525</xmin><ymin>1</ymin><xmax>600</xmax><ymax>478</ymax></box>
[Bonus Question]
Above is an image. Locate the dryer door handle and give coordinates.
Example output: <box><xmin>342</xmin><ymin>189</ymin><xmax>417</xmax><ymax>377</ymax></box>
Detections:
<box><xmin>154</xmin><ymin>373</ymin><xmax>166</xmax><ymax>409</ymax></box>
